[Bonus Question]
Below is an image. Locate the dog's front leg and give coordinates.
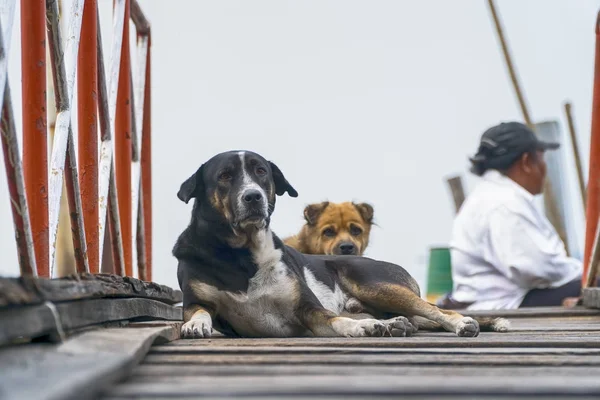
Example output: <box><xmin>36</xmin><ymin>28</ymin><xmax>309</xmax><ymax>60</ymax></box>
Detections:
<box><xmin>181</xmin><ymin>304</ymin><xmax>213</xmax><ymax>339</ymax></box>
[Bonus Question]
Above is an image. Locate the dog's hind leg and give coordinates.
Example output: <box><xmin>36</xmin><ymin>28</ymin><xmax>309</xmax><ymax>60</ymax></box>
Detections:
<box><xmin>330</xmin><ymin>258</ymin><xmax>509</xmax><ymax>336</ymax></box>
<box><xmin>348</xmin><ymin>283</ymin><xmax>482</xmax><ymax>337</ymax></box>
<box><xmin>411</xmin><ymin>311</ymin><xmax>509</xmax><ymax>333</ymax></box>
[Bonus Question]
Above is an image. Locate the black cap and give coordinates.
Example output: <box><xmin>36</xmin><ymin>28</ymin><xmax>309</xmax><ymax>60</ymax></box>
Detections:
<box><xmin>469</xmin><ymin>122</ymin><xmax>560</xmax><ymax>175</ymax></box>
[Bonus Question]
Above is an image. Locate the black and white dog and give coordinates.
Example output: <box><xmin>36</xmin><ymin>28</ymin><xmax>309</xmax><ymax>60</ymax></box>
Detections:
<box><xmin>173</xmin><ymin>150</ymin><xmax>509</xmax><ymax>338</ymax></box>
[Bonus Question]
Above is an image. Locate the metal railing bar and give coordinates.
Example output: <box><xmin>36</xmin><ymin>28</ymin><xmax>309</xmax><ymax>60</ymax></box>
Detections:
<box><xmin>130</xmin><ymin>0</ymin><xmax>149</xmax><ymax>35</ymax></box>
<box><xmin>0</xmin><ymin>1</ymin><xmax>37</xmax><ymax>276</ymax></box>
<box><xmin>96</xmin><ymin>2</ymin><xmax>125</xmax><ymax>274</ymax></box>
<box><xmin>108</xmin><ymin>0</ymin><xmax>126</xmax><ymax>142</ymax></box>
<box><xmin>140</xmin><ymin>33</ymin><xmax>152</xmax><ymax>281</ymax></box>
<box><xmin>0</xmin><ymin>0</ymin><xmax>15</xmax><ymax>112</ymax></box>
<box><xmin>114</xmin><ymin>0</ymin><xmax>133</xmax><ymax>276</ymax></box>
<box><xmin>22</xmin><ymin>0</ymin><xmax>49</xmax><ymax>276</ymax></box>
<box><xmin>131</xmin><ymin>35</ymin><xmax>148</xmax><ymax>163</ymax></box>
<box><xmin>2</xmin><ymin>83</ymin><xmax>37</xmax><ymax>276</ymax></box>
<box><xmin>46</xmin><ymin>0</ymin><xmax>89</xmax><ymax>275</ymax></box>
<box><xmin>129</xmin><ymin>35</ymin><xmax>148</xmax><ymax>278</ymax></box>
<box><xmin>135</xmin><ymin>179</ymin><xmax>147</xmax><ymax>280</ymax></box>
<box><xmin>77</xmin><ymin>0</ymin><xmax>99</xmax><ymax>273</ymax></box>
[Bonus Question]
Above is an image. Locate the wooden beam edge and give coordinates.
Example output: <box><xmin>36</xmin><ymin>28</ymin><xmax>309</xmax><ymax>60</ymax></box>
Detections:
<box><xmin>0</xmin><ymin>297</ymin><xmax>183</xmax><ymax>346</ymax></box>
<box><xmin>583</xmin><ymin>288</ymin><xmax>600</xmax><ymax>309</ymax></box>
<box><xmin>0</xmin><ymin>273</ymin><xmax>182</xmax><ymax>308</ymax></box>
<box><xmin>0</xmin><ymin>323</ymin><xmax>181</xmax><ymax>400</ymax></box>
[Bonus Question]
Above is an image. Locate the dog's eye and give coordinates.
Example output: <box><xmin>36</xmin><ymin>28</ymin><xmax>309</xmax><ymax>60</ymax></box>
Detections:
<box><xmin>350</xmin><ymin>225</ymin><xmax>363</xmax><ymax>236</ymax></box>
<box><xmin>256</xmin><ymin>167</ymin><xmax>267</xmax><ymax>176</ymax></box>
<box><xmin>219</xmin><ymin>172</ymin><xmax>232</xmax><ymax>181</ymax></box>
<box><xmin>322</xmin><ymin>228</ymin><xmax>336</xmax><ymax>237</ymax></box>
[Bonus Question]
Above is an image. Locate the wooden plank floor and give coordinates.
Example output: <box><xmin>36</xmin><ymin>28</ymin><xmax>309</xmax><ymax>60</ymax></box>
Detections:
<box><xmin>102</xmin><ymin>308</ymin><xmax>600</xmax><ymax>399</ymax></box>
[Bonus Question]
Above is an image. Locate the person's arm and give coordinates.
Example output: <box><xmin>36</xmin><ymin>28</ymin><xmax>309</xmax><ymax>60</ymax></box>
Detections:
<box><xmin>483</xmin><ymin>206</ymin><xmax>569</xmax><ymax>289</ymax></box>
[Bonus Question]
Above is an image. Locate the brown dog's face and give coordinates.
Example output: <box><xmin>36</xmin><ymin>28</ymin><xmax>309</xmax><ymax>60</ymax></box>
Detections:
<box><xmin>302</xmin><ymin>201</ymin><xmax>374</xmax><ymax>256</ymax></box>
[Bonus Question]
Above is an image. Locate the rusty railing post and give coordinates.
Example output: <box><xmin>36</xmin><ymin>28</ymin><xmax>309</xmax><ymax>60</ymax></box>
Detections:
<box><xmin>78</xmin><ymin>0</ymin><xmax>99</xmax><ymax>273</ymax></box>
<box><xmin>115</xmin><ymin>0</ymin><xmax>133</xmax><ymax>276</ymax></box>
<box><xmin>21</xmin><ymin>0</ymin><xmax>48</xmax><ymax>277</ymax></box>
<box><xmin>584</xmin><ymin>11</ymin><xmax>600</xmax><ymax>288</ymax></box>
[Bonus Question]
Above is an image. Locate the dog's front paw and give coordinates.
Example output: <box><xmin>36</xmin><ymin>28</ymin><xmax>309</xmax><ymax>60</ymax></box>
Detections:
<box><xmin>181</xmin><ymin>319</ymin><xmax>212</xmax><ymax>339</ymax></box>
<box><xmin>355</xmin><ymin>319</ymin><xmax>387</xmax><ymax>337</ymax></box>
<box><xmin>456</xmin><ymin>317</ymin><xmax>480</xmax><ymax>337</ymax></box>
<box><xmin>383</xmin><ymin>316</ymin><xmax>417</xmax><ymax>337</ymax></box>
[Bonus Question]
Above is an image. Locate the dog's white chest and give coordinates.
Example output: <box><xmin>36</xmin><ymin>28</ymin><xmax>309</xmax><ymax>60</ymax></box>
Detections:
<box><xmin>221</xmin><ymin>261</ymin><xmax>302</xmax><ymax>337</ymax></box>
<box><xmin>220</xmin><ymin>231</ymin><xmax>304</xmax><ymax>337</ymax></box>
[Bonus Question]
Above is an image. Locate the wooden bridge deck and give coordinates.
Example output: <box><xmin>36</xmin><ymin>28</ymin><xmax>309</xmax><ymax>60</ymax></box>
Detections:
<box><xmin>2</xmin><ymin>279</ymin><xmax>600</xmax><ymax>399</ymax></box>
<box><xmin>100</xmin><ymin>307</ymin><xmax>600</xmax><ymax>399</ymax></box>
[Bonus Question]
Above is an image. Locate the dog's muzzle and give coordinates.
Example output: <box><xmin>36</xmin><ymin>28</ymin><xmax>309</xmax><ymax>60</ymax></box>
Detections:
<box><xmin>235</xmin><ymin>188</ymin><xmax>268</xmax><ymax>228</ymax></box>
<box><xmin>334</xmin><ymin>241</ymin><xmax>358</xmax><ymax>256</ymax></box>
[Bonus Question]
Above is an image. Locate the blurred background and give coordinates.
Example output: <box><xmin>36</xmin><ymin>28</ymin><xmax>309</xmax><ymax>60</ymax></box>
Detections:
<box><xmin>0</xmin><ymin>0</ymin><xmax>597</xmax><ymax>292</ymax></box>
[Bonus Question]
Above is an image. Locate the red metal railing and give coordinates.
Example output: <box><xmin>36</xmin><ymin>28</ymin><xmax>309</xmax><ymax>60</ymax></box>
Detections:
<box><xmin>20</xmin><ymin>0</ymin><xmax>49</xmax><ymax>277</ymax></box>
<box><xmin>1</xmin><ymin>0</ymin><xmax>152</xmax><ymax>281</ymax></box>
<box><xmin>585</xmin><ymin>11</ymin><xmax>600</xmax><ymax>288</ymax></box>
<box><xmin>78</xmin><ymin>0</ymin><xmax>100</xmax><ymax>274</ymax></box>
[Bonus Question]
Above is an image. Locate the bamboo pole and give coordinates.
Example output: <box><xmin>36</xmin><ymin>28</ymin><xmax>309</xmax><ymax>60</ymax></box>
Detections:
<box><xmin>486</xmin><ymin>0</ymin><xmax>570</xmax><ymax>255</ymax></box>
<box><xmin>564</xmin><ymin>102</ymin><xmax>586</xmax><ymax>209</ymax></box>
<box><xmin>446</xmin><ymin>175</ymin><xmax>466</xmax><ymax>214</ymax></box>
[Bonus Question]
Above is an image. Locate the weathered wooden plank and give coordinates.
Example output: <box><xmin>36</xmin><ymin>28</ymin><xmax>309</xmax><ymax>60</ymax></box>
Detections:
<box><xmin>55</xmin><ymin>298</ymin><xmax>182</xmax><ymax>329</ymax></box>
<box><xmin>103</xmin><ymin>375</ymin><xmax>600</xmax><ymax>397</ymax></box>
<box><xmin>149</xmin><ymin>346</ymin><xmax>600</xmax><ymax>355</ymax></box>
<box><xmin>142</xmin><ymin>352</ymin><xmax>600</xmax><ymax>366</ymax></box>
<box><xmin>0</xmin><ymin>304</ymin><xmax>59</xmax><ymax>344</ymax></box>
<box><xmin>0</xmin><ymin>273</ymin><xmax>182</xmax><ymax>308</ymax></box>
<box><xmin>159</xmin><ymin>334</ymin><xmax>600</xmax><ymax>348</ymax></box>
<box><xmin>103</xmin><ymin>397</ymin><xmax>600</xmax><ymax>400</ymax></box>
<box><xmin>460</xmin><ymin>306</ymin><xmax>600</xmax><ymax>318</ymax></box>
<box><xmin>160</xmin><ymin>317</ymin><xmax>600</xmax><ymax>337</ymax></box>
<box><xmin>0</xmin><ymin>324</ymin><xmax>180</xmax><ymax>400</ymax></box>
<box><xmin>131</xmin><ymin>364</ymin><xmax>600</xmax><ymax>378</ymax></box>
<box><xmin>508</xmin><ymin>316</ymin><xmax>600</xmax><ymax>331</ymax></box>
<box><xmin>0</xmin><ymin>298</ymin><xmax>182</xmax><ymax>345</ymax></box>
<box><xmin>583</xmin><ymin>287</ymin><xmax>600</xmax><ymax>309</ymax></box>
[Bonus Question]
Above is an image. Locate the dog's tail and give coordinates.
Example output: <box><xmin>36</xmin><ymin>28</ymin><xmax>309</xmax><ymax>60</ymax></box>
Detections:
<box><xmin>412</xmin><ymin>316</ymin><xmax>510</xmax><ymax>332</ymax></box>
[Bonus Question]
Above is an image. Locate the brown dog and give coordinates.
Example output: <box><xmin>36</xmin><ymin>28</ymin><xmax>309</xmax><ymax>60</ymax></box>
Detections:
<box><xmin>284</xmin><ymin>201</ymin><xmax>374</xmax><ymax>256</ymax></box>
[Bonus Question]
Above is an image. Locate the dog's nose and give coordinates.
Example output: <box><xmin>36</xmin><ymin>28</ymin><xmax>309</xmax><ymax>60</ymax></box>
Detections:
<box><xmin>243</xmin><ymin>189</ymin><xmax>263</xmax><ymax>204</ymax></box>
<box><xmin>339</xmin><ymin>242</ymin><xmax>356</xmax><ymax>255</ymax></box>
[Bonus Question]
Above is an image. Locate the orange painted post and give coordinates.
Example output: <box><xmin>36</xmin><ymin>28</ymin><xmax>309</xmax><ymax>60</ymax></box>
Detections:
<box><xmin>115</xmin><ymin>0</ymin><xmax>133</xmax><ymax>276</ymax></box>
<box><xmin>78</xmin><ymin>0</ymin><xmax>99</xmax><ymax>274</ymax></box>
<box><xmin>583</xmin><ymin>10</ymin><xmax>600</xmax><ymax>286</ymax></box>
<box><xmin>21</xmin><ymin>0</ymin><xmax>49</xmax><ymax>277</ymax></box>
<box><xmin>141</xmin><ymin>32</ymin><xmax>152</xmax><ymax>281</ymax></box>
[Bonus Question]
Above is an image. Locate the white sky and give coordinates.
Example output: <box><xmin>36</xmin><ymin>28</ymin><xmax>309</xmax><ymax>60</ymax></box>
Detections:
<box><xmin>0</xmin><ymin>0</ymin><xmax>598</xmax><ymax>292</ymax></box>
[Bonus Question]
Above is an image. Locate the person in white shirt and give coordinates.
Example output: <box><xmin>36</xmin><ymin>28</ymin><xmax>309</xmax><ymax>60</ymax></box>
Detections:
<box><xmin>441</xmin><ymin>121</ymin><xmax>583</xmax><ymax>310</ymax></box>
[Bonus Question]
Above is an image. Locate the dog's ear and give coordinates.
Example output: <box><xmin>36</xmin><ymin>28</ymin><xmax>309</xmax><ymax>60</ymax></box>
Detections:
<box><xmin>177</xmin><ymin>165</ymin><xmax>204</xmax><ymax>204</ymax></box>
<box><xmin>304</xmin><ymin>201</ymin><xmax>329</xmax><ymax>225</ymax></box>
<box><xmin>354</xmin><ymin>202</ymin><xmax>374</xmax><ymax>224</ymax></box>
<box><xmin>269</xmin><ymin>161</ymin><xmax>298</xmax><ymax>198</ymax></box>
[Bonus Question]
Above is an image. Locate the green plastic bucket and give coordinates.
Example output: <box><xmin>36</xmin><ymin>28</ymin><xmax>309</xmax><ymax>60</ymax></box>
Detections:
<box><xmin>425</xmin><ymin>247</ymin><xmax>453</xmax><ymax>303</ymax></box>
